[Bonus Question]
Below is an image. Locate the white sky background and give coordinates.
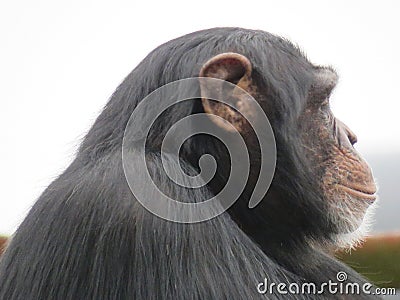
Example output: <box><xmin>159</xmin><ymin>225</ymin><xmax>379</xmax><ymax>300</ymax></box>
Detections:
<box><xmin>0</xmin><ymin>0</ymin><xmax>399</xmax><ymax>235</ymax></box>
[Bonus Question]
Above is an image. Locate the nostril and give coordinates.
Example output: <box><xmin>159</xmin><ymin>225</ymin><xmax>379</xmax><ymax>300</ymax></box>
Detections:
<box><xmin>348</xmin><ymin>132</ymin><xmax>358</xmax><ymax>145</ymax></box>
<box><xmin>346</xmin><ymin>126</ymin><xmax>358</xmax><ymax>145</ymax></box>
<box><xmin>336</xmin><ymin>118</ymin><xmax>358</xmax><ymax>146</ymax></box>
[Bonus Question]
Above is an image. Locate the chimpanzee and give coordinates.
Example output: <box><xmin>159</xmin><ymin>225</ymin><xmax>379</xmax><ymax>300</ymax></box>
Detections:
<box><xmin>0</xmin><ymin>27</ymin><xmax>379</xmax><ymax>299</ymax></box>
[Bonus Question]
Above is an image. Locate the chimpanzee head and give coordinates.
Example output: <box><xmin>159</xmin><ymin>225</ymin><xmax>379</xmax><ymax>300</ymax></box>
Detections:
<box><xmin>192</xmin><ymin>29</ymin><xmax>377</xmax><ymax>249</ymax></box>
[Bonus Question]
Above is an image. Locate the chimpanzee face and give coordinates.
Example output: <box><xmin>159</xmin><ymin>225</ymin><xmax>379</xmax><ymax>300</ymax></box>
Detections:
<box><xmin>300</xmin><ymin>67</ymin><xmax>377</xmax><ymax>246</ymax></box>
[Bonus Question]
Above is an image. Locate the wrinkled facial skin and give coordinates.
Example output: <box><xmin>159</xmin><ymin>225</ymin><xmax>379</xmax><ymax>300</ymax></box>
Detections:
<box><xmin>300</xmin><ymin>68</ymin><xmax>377</xmax><ymax>235</ymax></box>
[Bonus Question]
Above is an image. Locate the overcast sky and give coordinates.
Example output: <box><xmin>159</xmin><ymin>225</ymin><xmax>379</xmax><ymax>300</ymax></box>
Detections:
<box><xmin>0</xmin><ymin>0</ymin><xmax>399</xmax><ymax>235</ymax></box>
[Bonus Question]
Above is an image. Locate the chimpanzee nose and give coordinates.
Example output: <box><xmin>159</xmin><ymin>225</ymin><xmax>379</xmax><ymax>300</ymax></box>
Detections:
<box><xmin>337</xmin><ymin>119</ymin><xmax>358</xmax><ymax>146</ymax></box>
<box><xmin>346</xmin><ymin>127</ymin><xmax>358</xmax><ymax>146</ymax></box>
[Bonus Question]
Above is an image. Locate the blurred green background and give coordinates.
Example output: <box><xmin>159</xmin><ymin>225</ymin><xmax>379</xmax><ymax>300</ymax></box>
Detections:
<box><xmin>337</xmin><ymin>234</ymin><xmax>400</xmax><ymax>288</ymax></box>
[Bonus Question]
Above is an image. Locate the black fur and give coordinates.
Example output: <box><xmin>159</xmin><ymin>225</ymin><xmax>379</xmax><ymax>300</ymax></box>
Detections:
<box><xmin>0</xmin><ymin>28</ymin><xmax>379</xmax><ymax>299</ymax></box>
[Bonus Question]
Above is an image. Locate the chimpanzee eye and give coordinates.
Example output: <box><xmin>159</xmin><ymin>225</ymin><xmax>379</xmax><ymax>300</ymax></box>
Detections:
<box><xmin>321</xmin><ymin>97</ymin><xmax>330</xmax><ymax>107</ymax></box>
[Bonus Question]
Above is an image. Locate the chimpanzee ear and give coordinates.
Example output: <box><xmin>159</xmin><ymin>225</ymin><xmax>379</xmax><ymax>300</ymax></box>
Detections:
<box><xmin>199</xmin><ymin>53</ymin><xmax>253</xmax><ymax>132</ymax></box>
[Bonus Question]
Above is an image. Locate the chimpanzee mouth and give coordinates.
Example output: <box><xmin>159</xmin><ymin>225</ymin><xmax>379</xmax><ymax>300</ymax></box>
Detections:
<box><xmin>337</xmin><ymin>183</ymin><xmax>377</xmax><ymax>202</ymax></box>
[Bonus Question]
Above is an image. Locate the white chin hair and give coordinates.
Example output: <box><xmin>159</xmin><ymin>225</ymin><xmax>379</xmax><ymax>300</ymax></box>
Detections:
<box><xmin>333</xmin><ymin>197</ymin><xmax>379</xmax><ymax>250</ymax></box>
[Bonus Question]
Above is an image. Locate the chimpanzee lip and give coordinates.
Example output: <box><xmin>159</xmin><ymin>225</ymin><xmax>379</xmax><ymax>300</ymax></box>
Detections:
<box><xmin>336</xmin><ymin>183</ymin><xmax>377</xmax><ymax>202</ymax></box>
